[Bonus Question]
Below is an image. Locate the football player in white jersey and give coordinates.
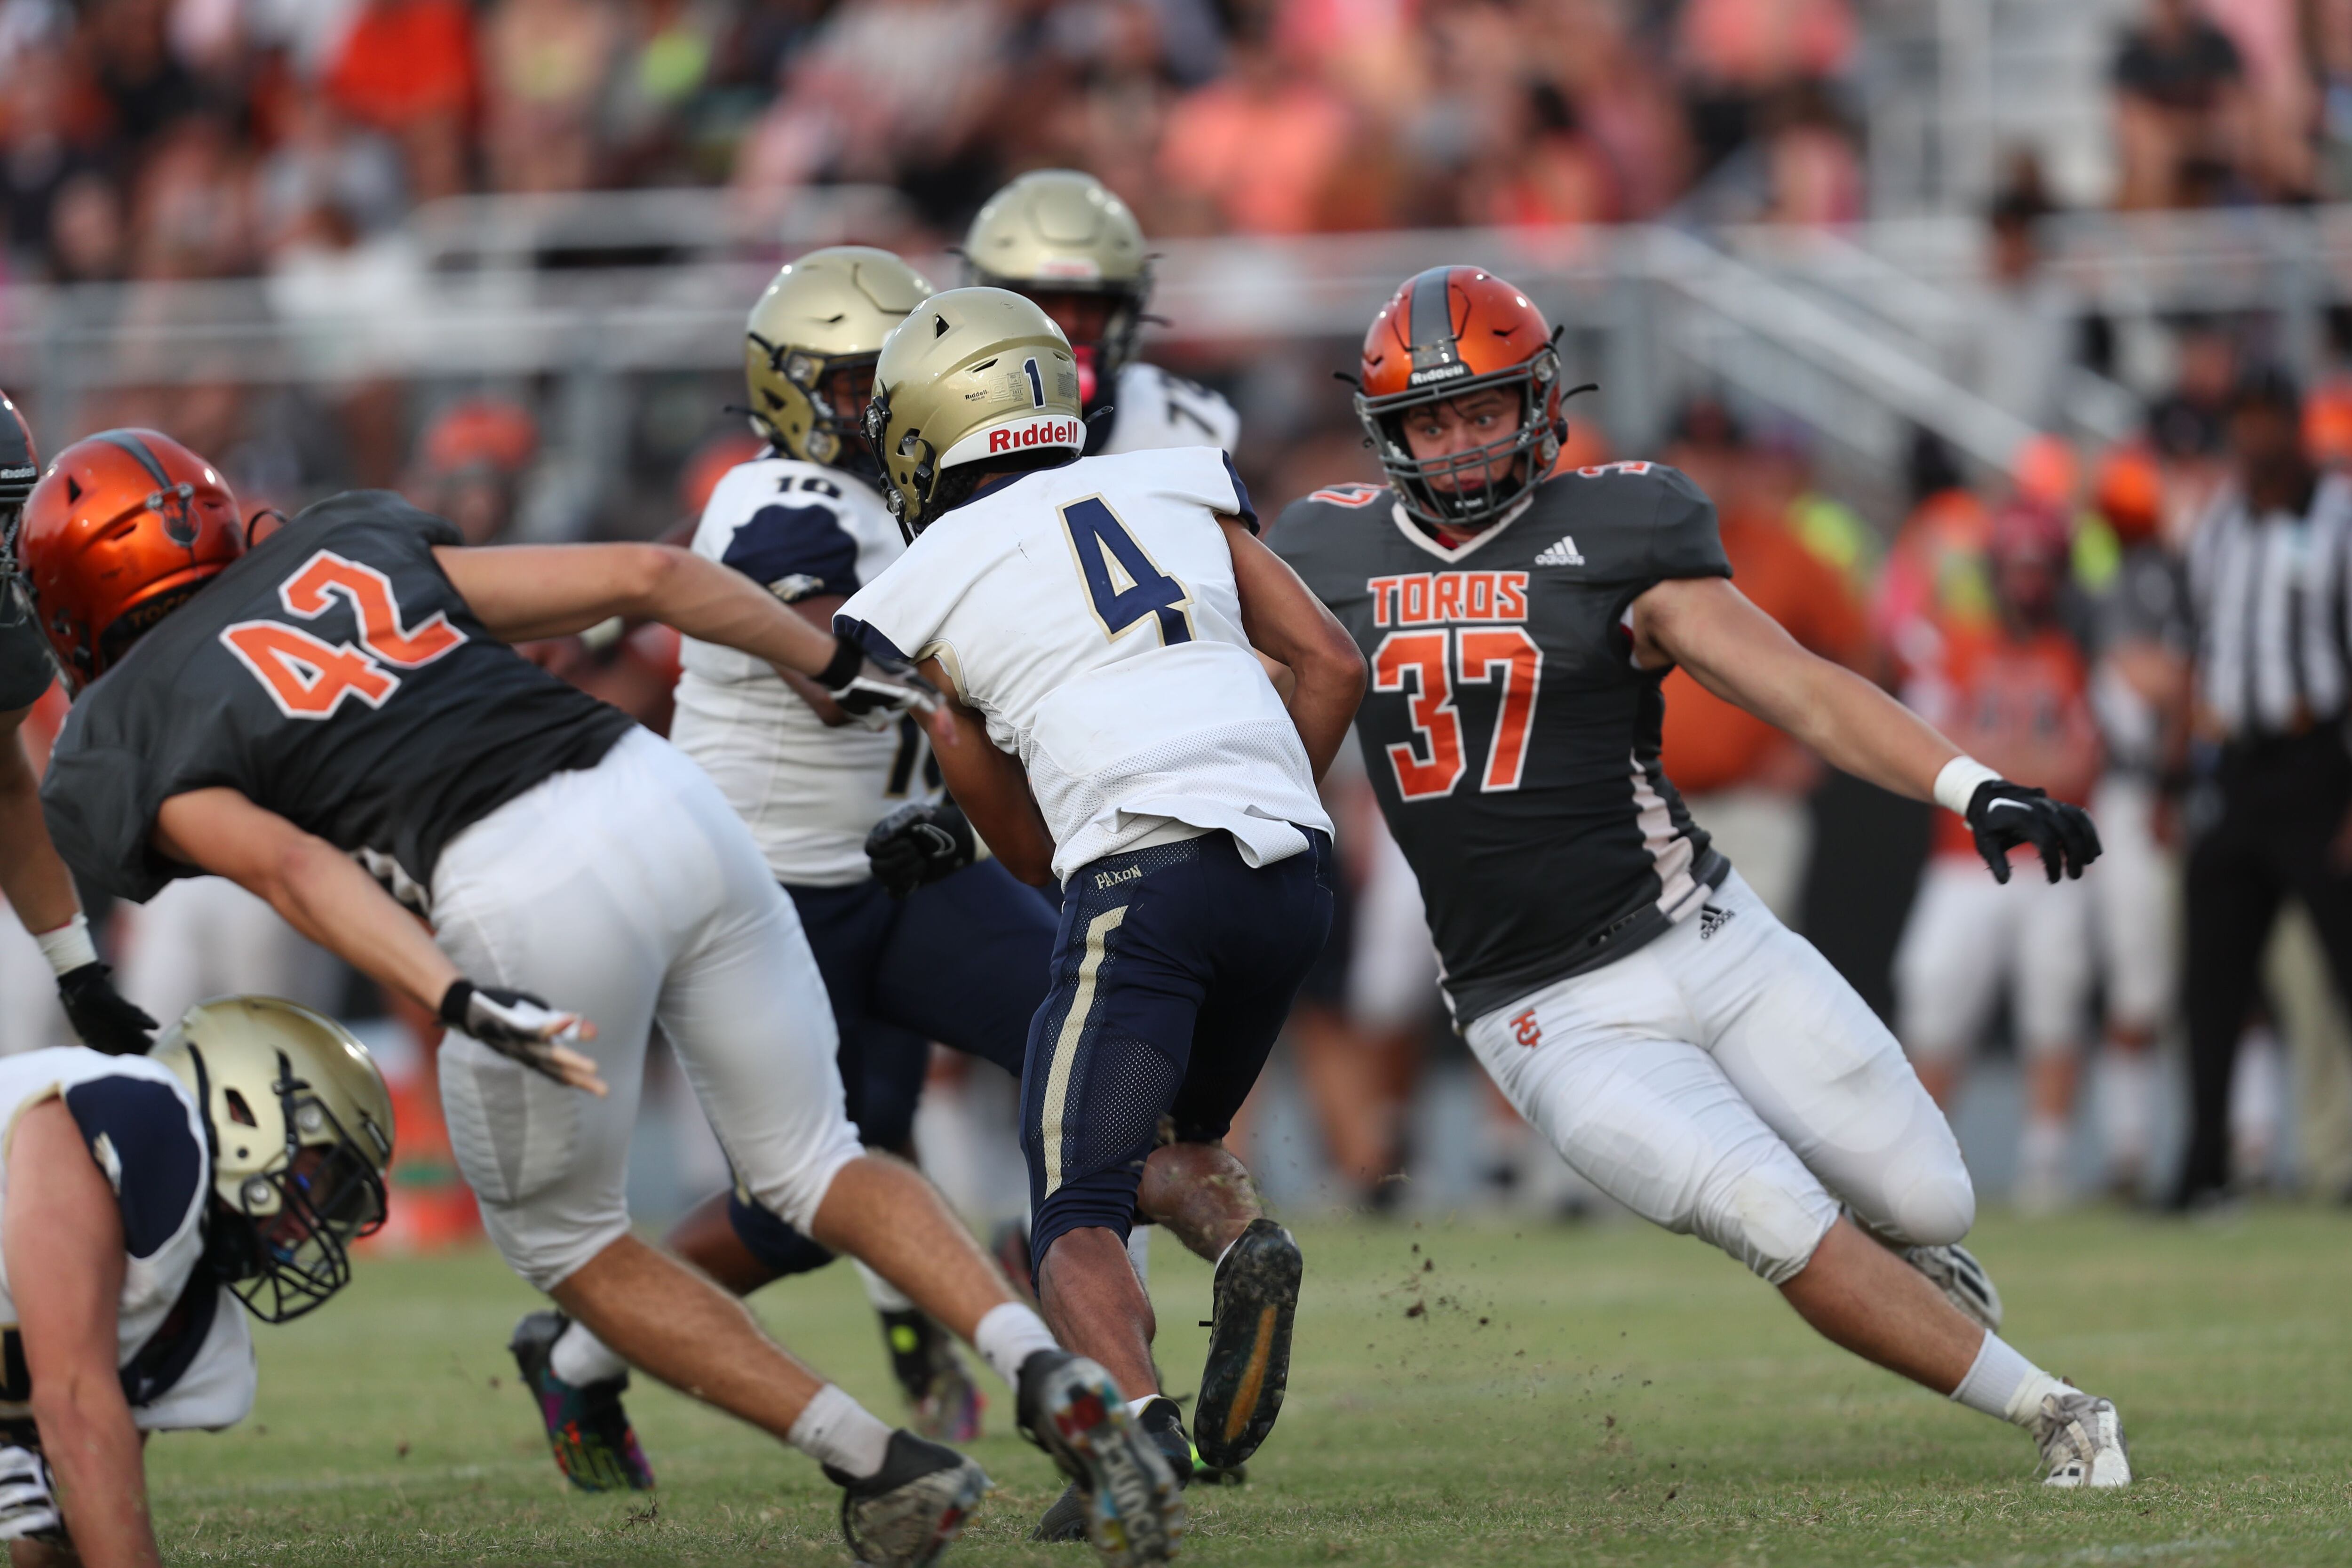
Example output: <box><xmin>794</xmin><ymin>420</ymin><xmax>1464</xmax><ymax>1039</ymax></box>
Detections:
<box><xmin>522</xmin><ymin>247</ymin><xmax>1067</xmax><ymax>1472</ymax></box>
<box><xmin>839</xmin><ymin>288</ymin><xmax>1366</xmax><ymax>1541</ymax></box>
<box><xmin>0</xmin><ymin>996</ymin><xmax>392</xmax><ymax>1568</ymax></box>
<box><xmin>963</xmin><ymin>170</ymin><xmax>1239</xmax><ymax>461</ymax></box>
<box><xmin>961</xmin><ymin>167</ymin><xmax>1240</xmax><ymax>1310</ymax></box>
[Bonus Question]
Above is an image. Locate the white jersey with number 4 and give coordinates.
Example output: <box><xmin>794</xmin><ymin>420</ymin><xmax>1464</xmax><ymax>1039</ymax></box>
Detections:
<box><xmin>671</xmin><ymin>454</ymin><xmax>930</xmax><ymax>887</ymax></box>
<box><xmin>1097</xmin><ymin>362</ymin><xmax>1240</xmax><ymax>455</ymax></box>
<box><xmin>836</xmin><ymin>446</ymin><xmax>1330</xmax><ymax>882</ymax></box>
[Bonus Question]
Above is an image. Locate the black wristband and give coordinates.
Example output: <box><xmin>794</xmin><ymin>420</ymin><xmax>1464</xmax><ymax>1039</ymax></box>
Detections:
<box><xmin>438</xmin><ymin>979</ymin><xmax>476</xmax><ymax>1029</ymax></box>
<box><xmin>817</xmin><ymin>634</ymin><xmax>865</xmax><ymax>690</ymax></box>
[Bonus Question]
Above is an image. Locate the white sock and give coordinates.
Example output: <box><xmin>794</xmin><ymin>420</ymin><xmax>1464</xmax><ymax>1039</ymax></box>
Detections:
<box><xmin>2098</xmin><ymin>1045</ymin><xmax>2153</xmax><ymax>1172</ymax></box>
<box><xmin>550</xmin><ymin>1320</ymin><xmax>629</xmax><ymax>1387</ymax></box>
<box><xmin>855</xmin><ymin>1259</ymin><xmax>916</xmax><ymax>1314</ymax></box>
<box><xmin>2019</xmin><ymin>1115</ymin><xmax>2068</xmax><ymax>1190</ymax></box>
<box><xmin>788</xmin><ymin>1383</ymin><xmax>895</xmax><ymax>1480</ymax></box>
<box><xmin>1126</xmin><ymin>1226</ymin><xmax>1152</xmax><ymax>1290</ymax></box>
<box><xmin>1125</xmin><ymin>1394</ymin><xmax>1160</xmax><ymax>1417</ymax></box>
<box><xmin>1949</xmin><ymin>1331</ymin><xmax>2067</xmax><ymax>1428</ymax></box>
<box><xmin>974</xmin><ymin>1300</ymin><xmax>1060</xmax><ymax>1389</ymax></box>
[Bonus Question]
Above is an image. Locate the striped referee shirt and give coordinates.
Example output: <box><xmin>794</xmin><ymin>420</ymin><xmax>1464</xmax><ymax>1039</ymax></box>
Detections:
<box><xmin>2188</xmin><ymin>472</ymin><xmax>2352</xmax><ymax>741</ymax></box>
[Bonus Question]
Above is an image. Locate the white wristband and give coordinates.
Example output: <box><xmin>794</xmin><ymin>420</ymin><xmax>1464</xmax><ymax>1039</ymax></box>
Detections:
<box><xmin>33</xmin><ymin>913</ymin><xmax>97</xmax><ymax>978</ymax></box>
<box><xmin>1932</xmin><ymin>756</ymin><xmax>2003</xmax><ymax>817</ymax></box>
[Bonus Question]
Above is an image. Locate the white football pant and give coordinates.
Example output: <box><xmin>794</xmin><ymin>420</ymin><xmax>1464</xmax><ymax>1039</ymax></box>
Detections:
<box><xmin>2088</xmin><ymin>774</ymin><xmax>2174</xmax><ymax>1035</ymax></box>
<box><xmin>1466</xmin><ymin>872</ymin><xmax>1973</xmax><ymax>1285</ymax></box>
<box><xmin>1895</xmin><ymin>855</ymin><xmax>2094</xmax><ymax>1063</ymax></box>
<box><xmin>431</xmin><ymin>728</ymin><xmax>862</xmax><ymax>1292</ymax></box>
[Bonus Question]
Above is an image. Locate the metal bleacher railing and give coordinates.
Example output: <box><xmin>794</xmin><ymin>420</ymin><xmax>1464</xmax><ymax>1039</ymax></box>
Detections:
<box><xmin>0</xmin><ymin>187</ymin><xmax>2343</xmax><ymax>528</ymax></box>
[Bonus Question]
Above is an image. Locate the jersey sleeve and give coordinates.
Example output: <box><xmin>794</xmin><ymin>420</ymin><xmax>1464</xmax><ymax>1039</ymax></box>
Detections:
<box><xmin>40</xmin><ymin>677</ymin><xmax>240</xmax><ymax>903</ymax></box>
<box><xmin>834</xmin><ymin>547</ymin><xmax>952</xmax><ymax>668</ymax></box>
<box><xmin>1645</xmin><ymin>466</ymin><xmax>1732</xmax><ymax>585</ymax></box>
<box><xmin>710</xmin><ymin>495</ymin><xmax>865</xmax><ymax>603</ymax></box>
<box><xmin>61</xmin><ymin>1073</ymin><xmax>206</xmax><ymax>1260</ymax></box>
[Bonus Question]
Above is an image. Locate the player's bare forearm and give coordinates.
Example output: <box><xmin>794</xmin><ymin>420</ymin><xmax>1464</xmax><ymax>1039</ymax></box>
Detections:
<box><xmin>1633</xmin><ymin>576</ymin><xmax>1959</xmax><ymax>804</ymax></box>
<box><xmin>6</xmin><ymin>1102</ymin><xmax>159</xmax><ymax>1568</ymax></box>
<box><xmin>0</xmin><ymin>710</ymin><xmax>80</xmax><ymax>937</ymax></box>
<box><xmin>1221</xmin><ymin>518</ymin><xmax>1367</xmax><ymax>779</ymax></box>
<box><xmin>152</xmin><ymin>789</ymin><xmax>461</xmax><ymax>1014</ymax></box>
<box><xmin>782</xmin><ymin>595</ymin><xmax>852</xmax><ymax>725</ymax></box>
<box><xmin>916</xmin><ymin>660</ymin><xmax>1055</xmax><ymax>885</ymax></box>
<box><xmin>433</xmin><ymin>544</ymin><xmax>842</xmax><ymax>678</ymax></box>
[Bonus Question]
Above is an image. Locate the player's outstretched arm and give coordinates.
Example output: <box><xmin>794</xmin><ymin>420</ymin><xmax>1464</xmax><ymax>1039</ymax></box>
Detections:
<box><xmin>150</xmin><ymin>790</ymin><xmax>608</xmax><ymax>1092</ymax></box>
<box><xmin>914</xmin><ymin>659</ymin><xmax>1057</xmax><ymax>885</ymax></box>
<box><xmin>431</xmin><ymin>543</ymin><xmax>934</xmax><ymax>722</ymax></box>
<box><xmin>1221</xmin><ymin>517</ymin><xmax>1367</xmax><ymax>780</ymax></box>
<box><xmin>0</xmin><ymin>707</ymin><xmax>154</xmax><ymax>1054</ymax></box>
<box><xmin>5</xmin><ymin>1097</ymin><xmax>157</xmax><ymax>1568</ymax></box>
<box><xmin>1632</xmin><ymin>576</ymin><xmax>2099</xmax><ymax>883</ymax></box>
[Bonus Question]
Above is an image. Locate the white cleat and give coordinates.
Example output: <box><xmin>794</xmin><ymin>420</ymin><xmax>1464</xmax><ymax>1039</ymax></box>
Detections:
<box><xmin>2033</xmin><ymin>1390</ymin><xmax>2131</xmax><ymax>1488</ymax></box>
<box><xmin>1904</xmin><ymin>1242</ymin><xmax>2003</xmax><ymax>1333</ymax></box>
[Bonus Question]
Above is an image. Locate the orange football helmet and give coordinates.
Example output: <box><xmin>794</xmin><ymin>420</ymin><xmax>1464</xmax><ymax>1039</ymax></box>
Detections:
<box><xmin>19</xmin><ymin>430</ymin><xmax>245</xmax><ymax>687</ymax></box>
<box><xmin>1356</xmin><ymin>266</ymin><xmax>1565</xmax><ymax>530</ymax></box>
<box><xmin>2091</xmin><ymin>443</ymin><xmax>2163</xmax><ymax>544</ymax></box>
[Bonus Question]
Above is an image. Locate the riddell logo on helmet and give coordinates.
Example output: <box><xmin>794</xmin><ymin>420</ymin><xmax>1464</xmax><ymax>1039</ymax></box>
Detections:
<box><xmin>986</xmin><ymin>416</ymin><xmax>1082</xmax><ymax>455</ymax></box>
<box><xmin>1407</xmin><ymin>361</ymin><xmax>1470</xmax><ymax>387</ymax></box>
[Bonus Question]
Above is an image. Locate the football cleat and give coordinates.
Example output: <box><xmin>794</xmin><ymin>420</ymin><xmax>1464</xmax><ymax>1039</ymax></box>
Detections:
<box><xmin>827</xmin><ymin>1430</ymin><xmax>990</xmax><ymax>1568</ymax></box>
<box><xmin>1902</xmin><ymin>1241</ymin><xmax>2003</xmax><ymax>1333</ymax></box>
<box><xmin>1192</xmin><ymin>1218</ymin><xmax>1302</xmax><ymax>1470</ymax></box>
<box><xmin>1015</xmin><ymin>1351</ymin><xmax>1184</xmax><ymax>1565</ymax></box>
<box><xmin>2033</xmin><ymin>1390</ymin><xmax>2131</xmax><ymax>1488</ymax></box>
<box><xmin>879</xmin><ymin>1308</ymin><xmax>985</xmax><ymax>1442</ymax></box>
<box><xmin>509</xmin><ymin>1311</ymin><xmax>654</xmax><ymax>1493</ymax></box>
<box><xmin>1033</xmin><ymin>1396</ymin><xmax>1194</xmax><ymax>1544</ymax></box>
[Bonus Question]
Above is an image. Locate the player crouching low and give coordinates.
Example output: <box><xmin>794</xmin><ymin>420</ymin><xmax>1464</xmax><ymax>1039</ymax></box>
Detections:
<box><xmin>840</xmin><ymin>288</ymin><xmax>1367</xmax><ymax>1539</ymax></box>
<box><xmin>1271</xmin><ymin>265</ymin><xmax>2129</xmax><ymax>1489</ymax></box>
<box><xmin>20</xmin><ymin>431</ymin><xmax>1183</xmax><ymax>1567</ymax></box>
<box><xmin>0</xmin><ymin>997</ymin><xmax>392</xmax><ymax>1568</ymax></box>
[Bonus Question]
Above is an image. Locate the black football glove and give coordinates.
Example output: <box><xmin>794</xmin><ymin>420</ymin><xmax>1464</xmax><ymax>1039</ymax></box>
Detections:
<box><xmin>866</xmin><ymin>800</ymin><xmax>977</xmax><ymax>898</ymax></box>
<box><xmin>1964</xmin><ymin>780</ymin><xmax>2102</xmax><ymax>884</ymax></box>
<box><xmin>818</xmin><ymin>634</ymin><xmax>938</xmax><ymax>730</ymax></box>
<box><xmin>56</xmin><ymin>962</ymin><xmax>156</xmax><ymax>1056</ymax></box>
<box><xmin>439</xmin><ymin>979</ymin><xmax>602</xmax><ymax>1092</ymax></box>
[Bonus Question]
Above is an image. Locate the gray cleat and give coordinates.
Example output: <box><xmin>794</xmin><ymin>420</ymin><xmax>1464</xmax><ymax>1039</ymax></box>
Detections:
<box><xmin>1902</xmin><ymin>1241</ymin><xmax>2003</xmax><ymax>1333</ymax></box>
<box><xmin>1015</xmin><ymin>1351</ymin><xmax>1185</xmax><ymax>1565</ymax></box>
<box><xmin>827</xmin><ymin>1430</ymin><xmax>991</xmax><ymax>1567</ymax></box>
<box><xmin>2033</xmin><ymin>1390</ymin><xmax>2131</xmax><ymax>1488</ymax></box>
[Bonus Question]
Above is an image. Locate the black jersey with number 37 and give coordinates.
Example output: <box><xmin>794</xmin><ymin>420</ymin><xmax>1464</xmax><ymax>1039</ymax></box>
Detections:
<box><xmin>42</xmin><ymin>491</ymin><xmax>633</xmax><ymax>908</ymax></box>
<box><xmin>1269</xmin><ymin>462</ymin><xmax>1732</xmax><ymax>1024</ymax></box>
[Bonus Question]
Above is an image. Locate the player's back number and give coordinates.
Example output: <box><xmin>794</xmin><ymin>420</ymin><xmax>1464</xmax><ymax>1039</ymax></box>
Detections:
<box><xmin>1063</xmin><ymin>497</ymin><xmax>1192</xmax><ymax>645</ymax></box>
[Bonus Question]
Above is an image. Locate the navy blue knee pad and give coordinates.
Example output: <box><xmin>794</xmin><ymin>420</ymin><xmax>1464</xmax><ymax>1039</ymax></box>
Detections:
<box><xmin>726</xmin><ymin>1188</ymin><xmax>836</xmax><ymax>1278</ymax></box>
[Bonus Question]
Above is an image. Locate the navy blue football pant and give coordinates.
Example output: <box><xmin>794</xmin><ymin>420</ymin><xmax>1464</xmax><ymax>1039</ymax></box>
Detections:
<box><xmin>728</xmin><ymin>859</ymin><xmax>1057</xmax><ymax>1274</ymax></box>
<box><xmin>1022</xmin><ymin>828</ymin><xmax>1333</xmax><ymax>1279</ymax></box>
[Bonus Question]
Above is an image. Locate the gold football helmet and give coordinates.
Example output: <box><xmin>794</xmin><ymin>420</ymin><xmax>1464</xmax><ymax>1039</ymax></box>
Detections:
<box><xmin>961</xmin><ymin>171</ymin><xmax>1149</xmax><ymax>412</ymax></box>
<box><xmin>745</xmin><ymin>246</ymin><xmax>936</xmax><ymax>477</ymax></box>
<box><xmin>152</xmin><ymin>996</ymin><xmax>395</xmax><ymax>1323</ymax></box>
<box><xmin>865</xmin><ymin>287</ymin><xmax>1084</xmax><ymax>537</ymax></box>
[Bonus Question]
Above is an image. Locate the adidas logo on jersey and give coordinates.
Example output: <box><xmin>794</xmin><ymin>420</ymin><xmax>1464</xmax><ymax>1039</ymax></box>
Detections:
<box><xmin>1533</xmin><ymin>535</ymin><xmax>1584</xmax><ymax>567</ymax></box>
<box><xmin>1698</xmin><ymin>903</ymin><xmax>1734</xmax><ymax>939</ymax></box>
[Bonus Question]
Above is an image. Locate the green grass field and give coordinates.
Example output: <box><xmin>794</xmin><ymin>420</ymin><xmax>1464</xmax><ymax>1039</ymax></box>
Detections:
<box><xmin>149</xmin><ymin>1207</ymin><xmax>2352</xmax><ymax>1567</ymax></box>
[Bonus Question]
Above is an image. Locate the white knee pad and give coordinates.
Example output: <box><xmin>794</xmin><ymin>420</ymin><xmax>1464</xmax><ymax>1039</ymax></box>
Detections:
<box><xmin>1688</xmin><ymin>1146</ymin><xmax>1843</xmax><ymax>1287</ymax></box>
<box><xmin>1876</xmin><ymin>1159</ymin><xmax>1976</xmax><ymax>1248</ymax></box>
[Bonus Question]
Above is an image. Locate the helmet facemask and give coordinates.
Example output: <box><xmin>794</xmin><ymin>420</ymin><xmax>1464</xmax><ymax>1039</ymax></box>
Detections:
<box><xmin>752</xmin><ymin>334</ymin><xmax>888</xmax><ymax>479</ymax></box>
<box><xmin>1358</xmin><ymin>348</ymin><xmax>1563</xmax><ymax>533</ymax></box>
<box><xmin>193</xmin><ymin>1044</ymin><xmax>389</xmax><ymax>1324</ymax></box>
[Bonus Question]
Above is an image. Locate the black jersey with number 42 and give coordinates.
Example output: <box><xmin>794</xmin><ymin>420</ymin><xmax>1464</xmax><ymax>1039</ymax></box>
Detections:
<box><xmin>1269</xmin><ymin>462</ymin><xmax>1733</xmax><ymax>1024</ymax></box>
<box><xmin>42</xmin><ymin>491</ymin><xmax>634</xmax><ymax>907</ymax></box>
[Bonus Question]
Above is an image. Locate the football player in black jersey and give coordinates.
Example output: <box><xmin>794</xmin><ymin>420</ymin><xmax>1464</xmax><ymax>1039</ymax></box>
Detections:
<box><xmin>1270</xmin><ymin>266</ymin><xmax>2128</xmax><ymax>1488</ymax></box>
<box><xmin>0</xmin><ymin>394</ymin><xmax>154</xmax><ymax>1058</ymax></box>
<box><xmin>20</xmin><ymin>430</ymin><xmax>1190</xmax><ymax>1566</ymax></box>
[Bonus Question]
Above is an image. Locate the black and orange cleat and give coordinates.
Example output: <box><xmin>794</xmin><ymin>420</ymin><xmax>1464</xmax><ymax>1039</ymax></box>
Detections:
<box><xmin>1192</xmin><ymin>1218</ymin><xmax>1301</xmax><ymax>1472</ymax></box>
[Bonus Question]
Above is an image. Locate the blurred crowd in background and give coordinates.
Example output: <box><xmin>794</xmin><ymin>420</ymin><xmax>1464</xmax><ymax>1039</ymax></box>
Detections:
<box><xmin>7</xmin><ymin>0</ymin><xmax>2352</xmax><ymax>1237</ymax></box>
<box><xmin>16</xmin><ymin>0</ymin><xmax>2352</xmax><ymax>291</ymax></box>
